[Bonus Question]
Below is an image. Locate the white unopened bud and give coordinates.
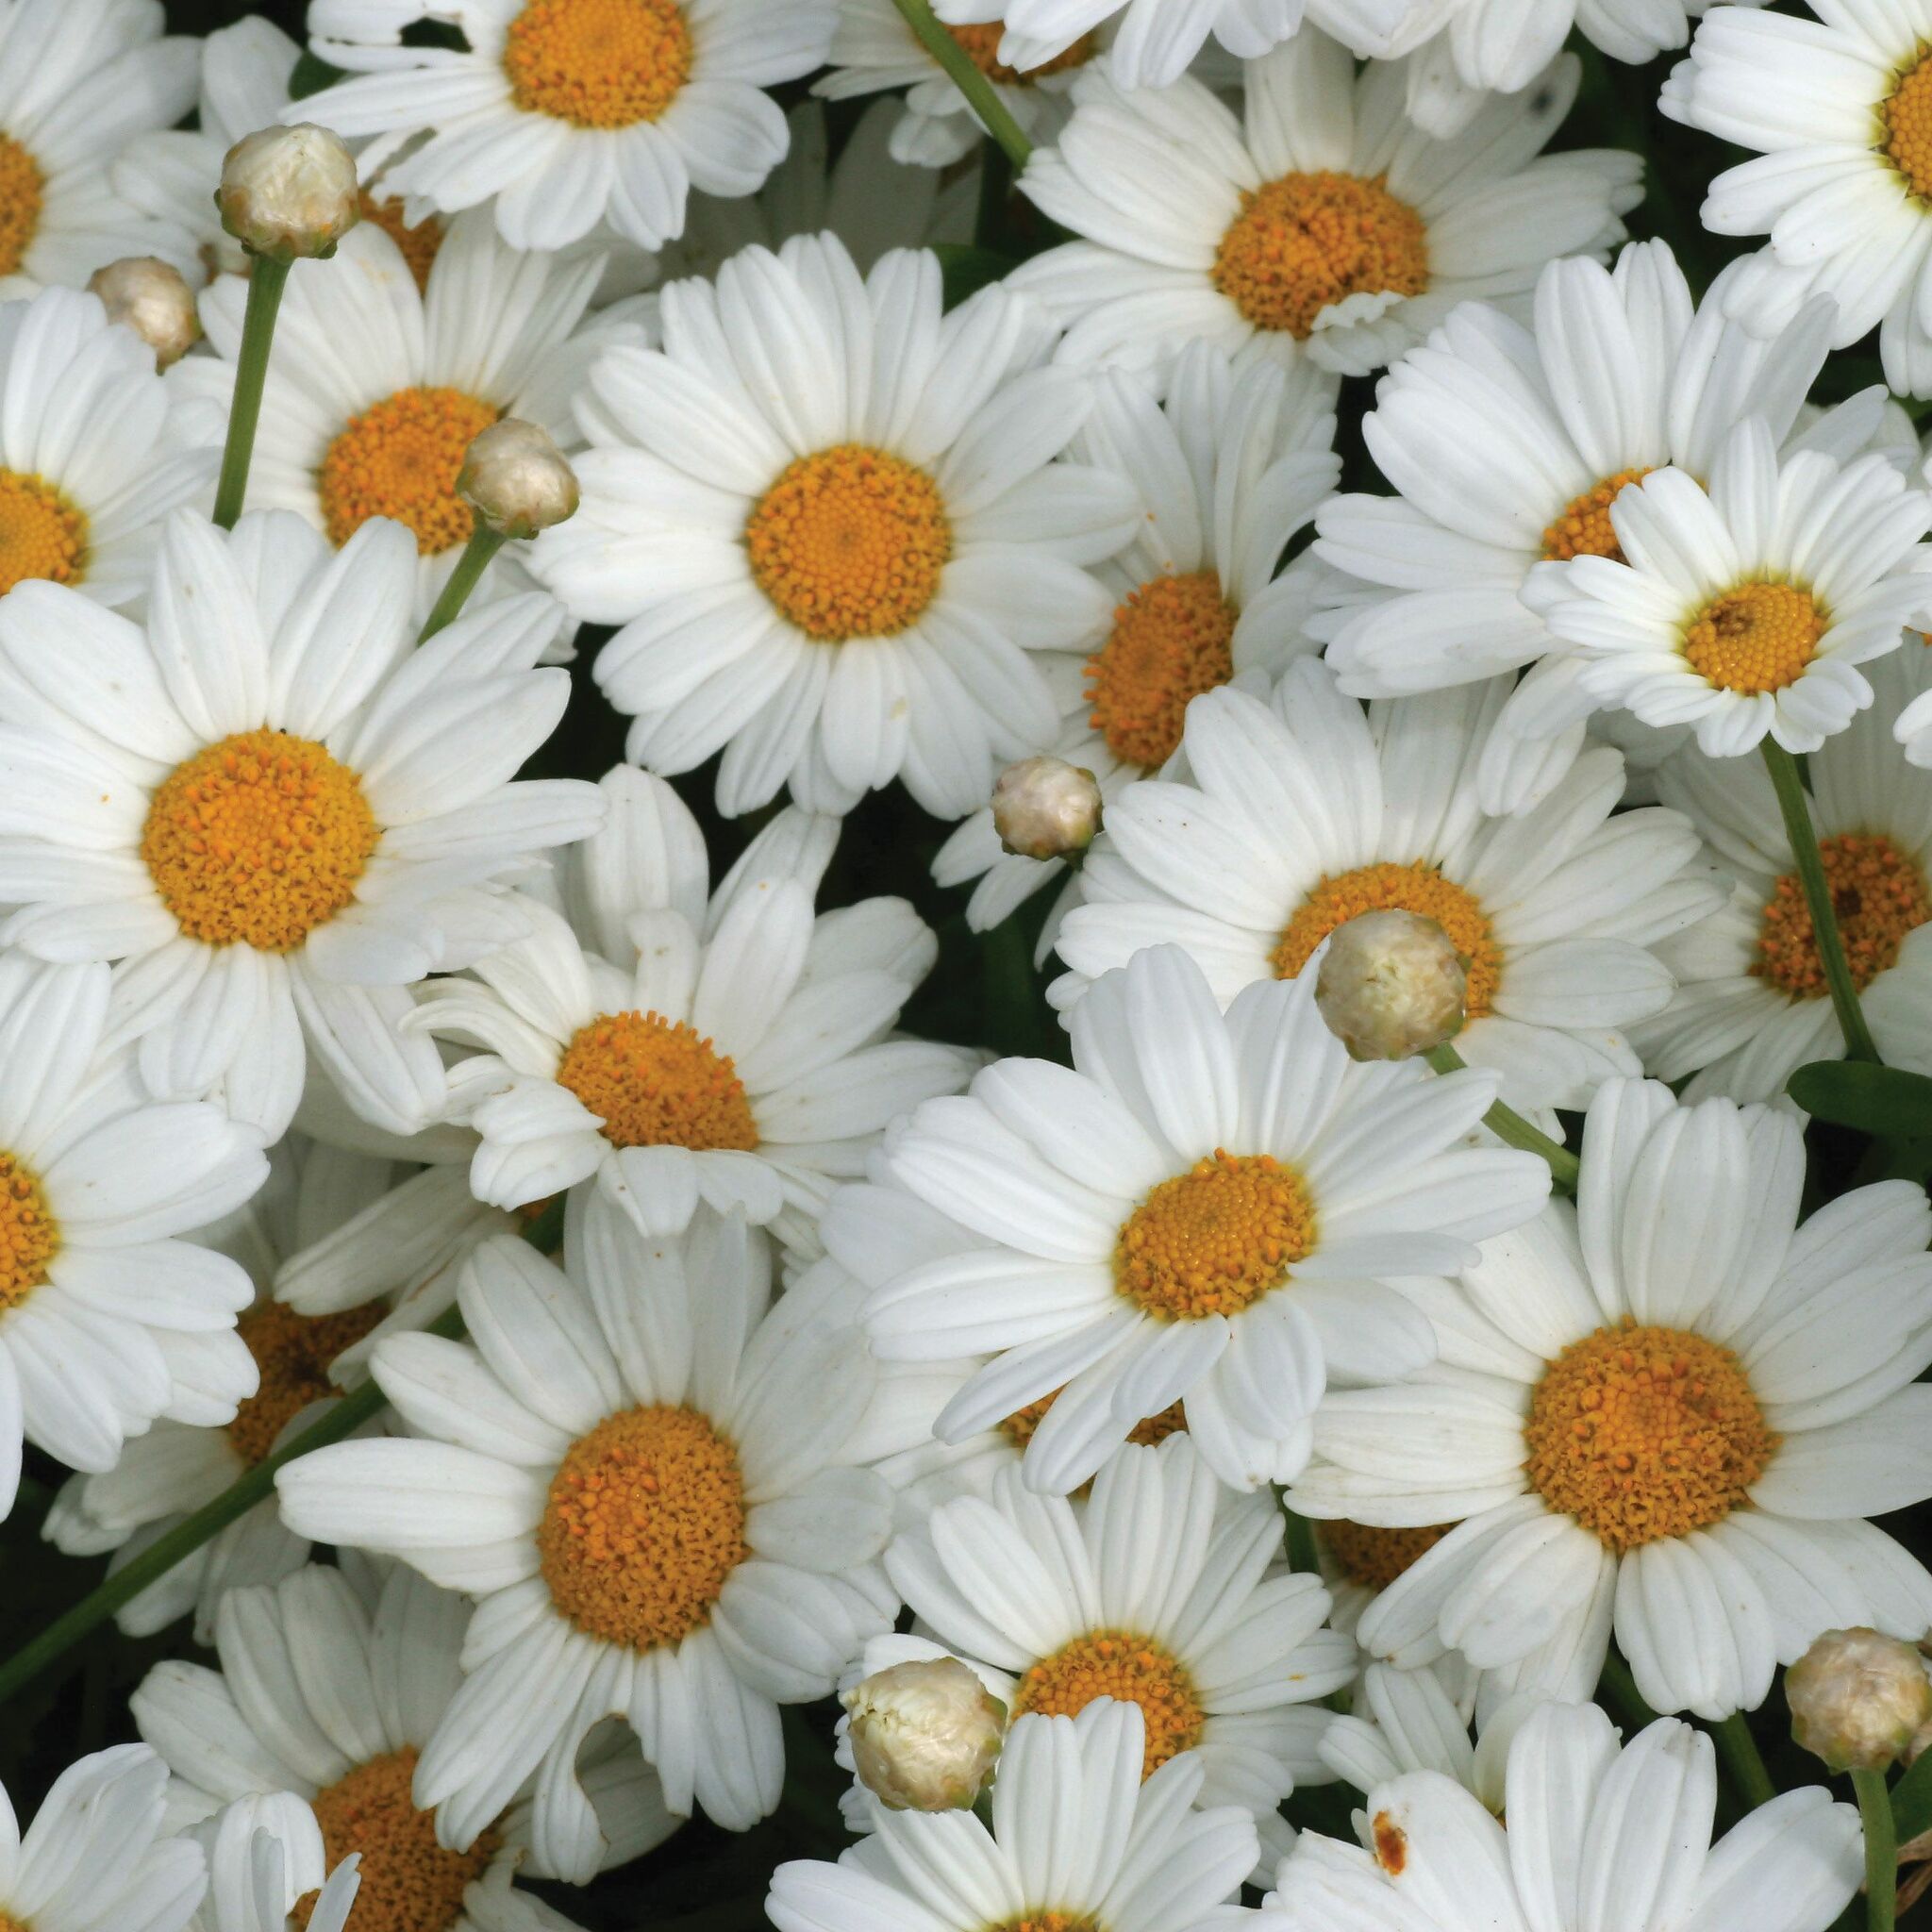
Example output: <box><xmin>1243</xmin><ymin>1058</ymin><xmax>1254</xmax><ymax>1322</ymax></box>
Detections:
<box><xmin>458</xmin><ymin>419</ymin><xmax>580</xmax><ymax>539</ymax></box>
<box><xmin>217</xmin><ymin>125</ymin><xmax>360</xmax><ymax>261</ymax></box>
<box><xmin>87</xmin><ymin>257</ymin><xmax>200</xmax><ymax>369</ymax></box>
<box><xmin>842</xmin><ymin>1657</ymin><xmax>1006</xmax><ymax>1810</ymax></box>
<box><xmin>1314</xmin><ymin>909</ymin><xmax>1468</xmax><ymax>1062</ymax></box>
<box><xmin>1788</xmin><ymin>1627</ymin><xmax>1932</xmax><ymax>1773</ymax></box>
<box><xmin>991</xmin><ymin>756</ymin><xmax>1101</xmax><ymax>860</ymax></box>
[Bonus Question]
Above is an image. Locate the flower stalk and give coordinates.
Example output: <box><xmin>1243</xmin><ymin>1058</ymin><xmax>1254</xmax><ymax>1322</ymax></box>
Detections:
<box><xmin>210</xmin><ymin>256</ymin><xmax>291</xmax><ymax>529</ymax></box>
<box><xmin>888</xmin><ymin>0</ymin><xmax>1035</xmax><ymax>170</ymax></box>
<box><xmin>1857</xmin><ymin>1765</ymin><xmax>1899</xmax><ymax>1932</ymax></box>
<box><xmin>1424</xmin><ymin>1041</ymin><xmax>1581</xmax><ymax>1191</ymax></box>
<box><xmin>418</xmin><ymin>523</ymin><xmax>507</xmax><ymax>641</ymax></box>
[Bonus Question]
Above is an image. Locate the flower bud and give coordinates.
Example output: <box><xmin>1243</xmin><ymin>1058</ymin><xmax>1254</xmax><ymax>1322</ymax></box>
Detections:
<box><xmin>1314</xmin><ymin>908</ymin><xmax>1468</xmax><ymax>1062</ymax></box>
<box><xmin>1788</xmin><ymin>1626</ymin><xmax>1932</xmax><ymax>1773</ymax></box>
<box><xmin>87</xmin><ymin>257</ymin><xmax>200</xmax><ymax>369</ymax></box>
<box><xmin>991</xmin><ymin>756</ymin><xmax>1102</xmax><ymax>860</ymax></box>
<box><xmin>217</xmin><ymin>125</ymin><xmax>361</xmax><ymax>262</ymax></box>
<box><xmin>457</xmin><ymin>419</ymin><xmax>580</xmax><ymax>539</ymax></box>
<box><xmin>842</xmin><ymin>1657</ymin><xmax>1006</xmax><ymax>1810</ymax></box>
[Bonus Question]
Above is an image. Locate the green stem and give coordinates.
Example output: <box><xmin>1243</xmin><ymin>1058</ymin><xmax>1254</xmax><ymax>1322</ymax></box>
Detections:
<box><xmin>1277</xmin><ymin>1494</ymin><xmax>1321</xmax><ymax>1575</ymax></box>
<box><xmin>211</xmin><ymin>255</ymin><xmax>291</xmax><ymax>529</ymax></box>
<box><xmin>1713</xmin><ymin>1710</ymin><xmax>1777</xmax><ymax>1812</ymax></box>
<box><xmin>888</xmin><ymin>0</ymin><xmax>1035</xmax><ymax>170</ymax></box>
<box><xmin>1761</xmin><ymin>742</ymin><xmax>1880</xmax><ymax>1065</ymax></box>
<box><xmin>1424</xmin><ymin>1041</ymin><xmax>1581</xmax><ymax>1191</ymax></box>
<box><xmin>1856</xmin><ymin>1767</ymin><xmax>1898</xmax><ymax>1932</ymax></box>
<box><xmin>418</xmin><ymin>524</ymin><xmax>507</xmax><ymax>641</ymax></box>
<box><xmin>1597</xmin><ymin>1651</ymin><xmax>1659</xmax><ymax>1733</ymax></box>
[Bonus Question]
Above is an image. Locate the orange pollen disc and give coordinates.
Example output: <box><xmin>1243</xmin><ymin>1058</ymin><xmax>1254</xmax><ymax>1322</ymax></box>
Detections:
<box><xmin>227</xmin><ymin>1299</ymin><xmax>388</xmax><ymax>1467</ymax></box>
<box><xmin>745</xmin><ymin>443</ymin><xmax>951</xmax><ymax>641</ymax></box>
<box><xmin>1084</xmin><ymin>569</ymin><xmax>1238</xmax><ymax>770</ymax></box>
<box><xmin>1115</xmin><ymin>1150</ymin><xmax>1316</xmax><ymax>1321</ymax></box>
<box><xmin>1681</xmin><ymin>580</ymin><xmax>1824</xmax><ymax>694</ymax></box>
<box><xmin>0</xmin><ymin>134</ymin><xmax>43</xmax><ymax>280</ymax></box>
<box><xmin>0</xmin><ymin>1152</ymin><xmax>58</xmax><ymax>1312</ymax></box>
<box><xmin>990</xmin><ymin>1916</ymin><xmax>1102</xmax><ymax>1932</ymax></box>
<box><xmin>318</xmin><ymin>385</ymin><xmax>500</xmax><ymax>554</ymax></box>
<box><xmin>358</xmin><ymin>192</ymin><xmax>444</xmax><ymax>291</ymax></box>
<box><xmin>1001</xmin><ymin>1387</ymin><xmax>1187</xmax><ymax>1456</ymax></box>
<box><xmin>142</xmin><ymin>729</ymin><xmax>379</xmax><ymax>952</ymax></box>
<box><xmin>943</xmin><ymin>25</ymin><xmax>1097</xmax><ymax>84</ymax></box>
<box><xmin>1884</xmin><ymin>52</ymin><xmax>1932</xmax><ymax>201</ymax></box>
<box><xmin>1541</xmin><ymin>467</ymin><xmax>1653</xmax><ymax>563</ymax></box>
<box><xmin>1212</xmin><ymin>171</ymin><xmax>1428</xmax><ymax>340</ymax></box>
<box><xmin>1320</xmin><ymin>1518</ymin><xmax>1457</xmax><ymax>1592</ymax></box>
<box><xmin>555</xmin><ymin>1008</ymin><xmax>759</xmax><ymax>1151</ymax></box>
<box><xmin>504</xmin><ymin>0</ymin><xmax>692</xmax><ymax>127</ymax></box>
<box><xmin>1012</xmin><ymin>1630</ymin><xmax>1206</xmax><ymax>1778</ymax></box>
<box><xmin>0</xmin><ymin>469</ymin><xmax>87</xmax><ymax>595</ymax></box>
<box><xmin>538</xmin><ymin>1403</ymin><xmax>749</xmax><ymax>1650</ymax></box>
<box><xmin>1271</xmin><ymin>860</ymin><xmax>1500</xmax><ymax>1016</ymax></box>
<box><xmin>1755</xmin><ymin>831</ymin><xmax>1932</xmax><ymax>999</ymax></box>
<box><xmin>294</xmin><ymin>1747</ymin><xmax>496</xmax><ymax>1932</ymax></box>
<box><xmin>1524</xmin><ymin>1322</ymin><xmax>1775</xmax><ymax>1552</ymax></box>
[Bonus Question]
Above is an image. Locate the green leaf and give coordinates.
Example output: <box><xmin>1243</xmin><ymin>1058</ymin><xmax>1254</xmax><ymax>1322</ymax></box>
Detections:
<box><xmin>1895</xmin><ymin>1746</ymin><xmax>1932</xmax><ymax>1843</ymax></box>
<box><xmin>930</xmin><ymin>243</ymin><xmax>1016</xmax><ymax>309</ymax></box>
<box><xmin>1787</xmin><ymin>1059</ymin><xmax>1932</xmax><ymax>1138</ymax></box>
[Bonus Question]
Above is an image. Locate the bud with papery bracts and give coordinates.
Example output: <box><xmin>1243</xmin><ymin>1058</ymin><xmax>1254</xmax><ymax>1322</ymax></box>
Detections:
<box><xmin>217</xmin><ymin>125</ymin><xmax>360</xmax><ymax>262</ymax></box>
<box><xmin>87</xmin><ymin>258</ymin><xmax>200</xmax><ymax>369</ymax></box>
<box><xmin>1314</xmin><ymin>908</ymin><xmax>1468</xmax><ymax>1062</ymax></box>
<box><xmin>842</xmin><ymin>1657</ymin><xmax>1006</xmax><ymax>1811</ymax></box>
<box><xmin>1788</xmin><ymin>1626</ymin><xmax>1932</xmax><ymax>1773</ymax></box>
<box><xmin>458</xmin><ymin>419</ymin><xmax>580</xmax><ymax>539</ymax></box>
<box><xmin>992</xmin><ymin>756</ymin><xmax>1102</xmax><ymax>860</ymax></box>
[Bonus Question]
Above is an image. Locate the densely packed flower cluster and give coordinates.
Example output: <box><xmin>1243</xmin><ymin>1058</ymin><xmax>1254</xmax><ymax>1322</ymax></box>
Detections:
<box><xmin>4</xmin><ymin>3</ymin><xmax>1932</xmax><ymax>1932</ymax></box>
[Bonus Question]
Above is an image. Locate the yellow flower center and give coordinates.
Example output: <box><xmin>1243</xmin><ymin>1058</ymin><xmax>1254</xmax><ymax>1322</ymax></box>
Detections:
<box><xmin>1755</xmin><ymin>831</ymin><xmax>1932</xmax><ymax>998</ymax></box>
<box><xmin>538</xmin><ymin>1404</ymin><xmax>749</xmax><ymax>1650</ymax></box>
<box><xmin>991</xmin><ymin>1917</ymin><xmax>1101</xmax><ymax>1932</ymax></box>
<box><xmin>1681</xmin><ymin>580</ymin><xmax>1824</xmax><ymax>695</ymax></box>
<box><xmin>1001</xmin><ymin>1390</ymin><xmax>1186</xmax><ymax>1455</ymax></box>
<box><xmin>555</xmin><ymin>1009</ymin><xmax>759</xmax><ymax>1151</ymax></box>
<box><xmin>227</xmin><ymin>1299</ymin><xmax>389</xmax><ymax>1468</ymax></box>
<box><xmin>294</xmin><ymin>1747</ymin><xmax>496</xmax><ymax>1932</ymax></box>
<box><xmin>0</xmin><ymin>133</ymin><xmax>42</xmax><ymax>279</ymax></box>
<box><xmin>744</xmin><ymin>443</ymin><xmax>951</xmax><ymax>641</ymax></box>
<box><xmin>503</xmin><ymin>0</ymin><xmax>692</xmax><ymax>127</ymax></box>
<box><xmin>0</xmin><ymin>1152</ymin><xmax>58</xmax><ymax>1313</ymax></box>
<box><xmin>943</xmin><ymin>25</ymin><xmax>1097</xmax><ymax>84</ymax></box>
<box><xmin>1271</xmin><ymin>861</ymin><xmax>1500</xmax><ymax>1016</ymax></box>
<box><xmin>1012</xmin><ymin>1631</ymin><xmax>1206</xmax><ymax>1777</ymax></box>
<box><xmin>1524</xmin><ymin>1322</ymin><xmax>1775</xmax><ymax>1552</ymax></box>
<box><xmin>1320</xmin><ymin>1518</ymin><xmax>1457</xmax><ymax>1591</ymax></box>
<box><xmin>1212</xmin><ymin>172</ymin><xmax>1428</xmax><ymax>340</ymax></box>
<box><xmin>1084</xmin><ymin>570</ymin><xmax>1237</xmax><ymax>771</ymax></box>
<box><xmin>358</xmin><ymin>192</ymin><xmax>444</xmax><ymax>293</ymax></box>
<box><xmin>1541</xmin><ymin>467</ymin><xmax>1653</xmax><ymax>563</ymax></box>
<box><xmin>1114</xmin><ymin>1151</ymin><xmax>1315</xmax><ymax>1321</ymax></box>
<box><xmin>318</xmin><ymin>386</ymin><xmax>500</xmax><ymax>555</ymax></box>
<box><xmin>1884</xmin><ymin>49</ymin><xmax>1932</xmax><ymax>201</ymax></box>
<box><xmin>0</xmin><ymin>470</ymin><xmax>87</xmax><ymax>595</ymax></box>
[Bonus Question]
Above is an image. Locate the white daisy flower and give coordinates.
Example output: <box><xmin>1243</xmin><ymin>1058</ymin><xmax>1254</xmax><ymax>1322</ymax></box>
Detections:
<box><xmin>1260</xmin><ymin>1701</ymin><xmax>1862</xmax><ymax>1932</ymax></box>
<box><xmin>135</xmin><ymin>1560</ymin><xmax>677</xmax><ymax>1910</ymax></box>
<box><xmin>862</xmin><ymin>943</ymin><xmax>1550</xmax><ymax>1496</ymax></box>
<box><xmin>276</xmin><ymin>1201</ymin><xmax>901</xmax><ymax>1857</ymax></box>
<box><xmin>0</xmin><ymin>285</ymin><xmax>219</xmax><ymax>612</ymax></box>
<box><xmin>0</xmin><ymin>509</ymin><xmax>605</xmax><ymax>1142</ymax></box>
<box><xmin>530</xmin><ymin>231</ymin><xmax>1136</xmax><ymax>819</ymax></box>
<box><xmin>1519</xmin><ymin>418</ymin><xmax>1932</xmax><ymax>763</ymax></box>
<box><xmin>294</xmin><ymin>0</ymin><xmax>836</xmax><ymax>255</ymax></box>
<box><xmin>1661</xmin><ymin>0</ymin><xmax>1932</xmax><ymax>398</ymax></box>
<box><xmin>188</xmin><ymin>1792</ymin><xmax>361</xmax><ymax>1932</ymax></box>
<box><xmin>0</xmin><ymin>0</ymin><xmax>198</xmax><ymax>298</ymax></box>
<box><xmin>1051</xmin><ymin>662</ymin><xmax>1723</xmax><ymax>1117</ymax></box>
<box><xmin>770</xmin><ymin>1701</ymin><xmax>1258</xmax><ymax>1932</ymax></box>
<box><xmin>1289</xmin><ymin>1077</ymin><xmax>1932</xmax><ymax>1719</ymax></box>
<box><xmin>1007</xmin><ymin>32</ymin><xmax>1641</xmax><ymax>384</ymax></box>
<box><xmin>0</xmin><ymin>956</ymin><xmax>266</xmax><ymax>1524</ymax></box>
<box><xmin>933</xmin><ymin>341</ymin><xmax>1338</xmax><ymax>937</ymax></box>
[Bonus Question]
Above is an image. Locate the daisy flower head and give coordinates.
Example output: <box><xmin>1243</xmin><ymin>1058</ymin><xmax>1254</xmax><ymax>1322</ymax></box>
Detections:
<box><xmin>296</xmin><ymin>0</ymin><xmax>837</xmax><ymax>255</ymax></box>
<box><xmin>134</xmin><ymin>1560</ymin><xmax>677</xmax><ymax>1914</ymax></box>
<box><xmin>1290</xmin><ymin>1077</ymin><xmax>1932</xmax><ymax>1719</ymax></box>
<box><xmin>276</xmin><ymin>1199</ymin><xmax>901</xmax><ymax>1857</ymax></box>
<box><xmin>1519</xmin><ymin>417</ymin><xmax>1932</xmax><ymax>762</ymax></box>
<box><xmin>1052</xmin><ymin>660</ymin><xmax>1724</xmax><ymax>1116</ymax></box>
<box><xmin>1260</xmin><ymin>1700</ymin><xmax>1863</xmax><ymax>1932</ymax></box>
<box><xmin>863</xmin><ymin>943</ymin><xmax>1551</xmax><ymax>1496</ymax></box>
<box><xmin>531</xmin><ymin>231</ymin><xmax>1137</xmax><ymax>819</ymax></box>
<box><xmin>932</xmin><ymin>340</ymin><xmax>1340</xmax><ymax>937</ymax></box>
<box><xmin>1007</xmin><ymin>30</ymin><xmax>1642</xmax><ymax>385</ymax></box>
<box><xmin>0</xmin><ymin>0</ymin><xmax>198</xmax><ymax>298</ymax></box>
<box><xmin>0</xmin><ymin>508</ymin><xmax>604</xmax><ymax>1142</ymax></box>
<box><xmin>770</xmin><ymin>1701</ymin><xmax>1258</xmax><ymax>1932</ymax></box>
